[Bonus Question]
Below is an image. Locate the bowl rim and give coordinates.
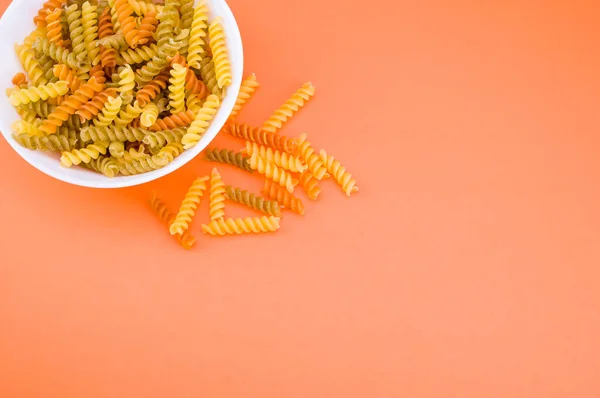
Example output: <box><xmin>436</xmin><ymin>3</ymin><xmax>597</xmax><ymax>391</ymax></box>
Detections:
<box><xmin>0</xmin><ymin>0</ymin><xmax>243</xmax><ymax>189</ymax></box>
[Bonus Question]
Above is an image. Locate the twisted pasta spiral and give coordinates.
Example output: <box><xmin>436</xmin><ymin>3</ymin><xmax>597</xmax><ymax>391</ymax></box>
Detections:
<box><xmin>116</xmin><ymin>153</ymin><xmax>166</xmax><ymax>175</ymax></box>
<box><xmin>201</xmin><ymin>216</ymin><xmax>281</xmax><ymax>236</ymax></box>
<box><xmin>263</xmin><ymin>82</ymin><xmax>316</xmax><ymax>134</ymax></box>
<box><xmin>203</xmin><ymin>148</ymin><xmax>253</xmax><ymax>173</ymax></box>
<box><xmin>34</xmin><ymin>0</ymin><xmax>66</xmax><ymax>28</ymax></box>
<box><xmin>229</xmin><ymin>73</ymin><xmax>259</xmax><ymax>119</ymax></box>
<box><xmin>112</xmin><ymin>0</ymin><xmax>142</xmax><ymax>48</ymax></box>
<box><xmin>182</xmin><ymin>94</ymin><xmax>220</xmax><ymax>149</ymax></box>
<box><xmin>114</xmin><ymin>101</ymin><xmax>143</xmax><ymax>126</ymax></box>
<box><xmin>134</xmin><ymin>38</ymin><xmax>182</xmax><ymax>85</ymax></box>
<box><xmin>225</xmin><ymin>186</ymin><xmax>281</xmax><ymax>217</ymax></box>
<box><xmin>108</xmin><ymin>141</ymin><xmax>125</xmax><ymax>158</ymax></box>
<box><xmin>168</xmin><ymin>63</ymin><xmax>187</xmax><ymax>114</ymax></box>
<box><xmin>199</xmin><ymin>57</ymin><xmax>222</xmax><ymax>98</ymax></box>
<box><xmin>298</xmin><ymin>170</ymin><xmax>321</xmax><ymax>201</ymax></box>
<box><xmin>81</xmin><ymin>1</ymin><xmax>101</xmax><ymax>65</ymax></box>
<box><xmin>249</xmin><ymin>154</ymin><xmax>298</xmax><ymax>193</ymax></box>
<box><xmin>209</xmin><ymin>168</ymin><xmax>226</xmax><ymax>221</ymax></box>
<box><xmin>140</xmin><ymin>102</ymin><xmax>159</xmax><ymax>127</ymax></box>
<box><xmin>13</xmin><ymin>133</ymin><xmax>77</xmax><ymax>152</ymax></box>
<box><xmin>296</xmin><ymin>133</ymin><xmax>328</xmax><ymax>180</ymax></box>
<box><xmin>169</xmin><ymin>176</ymin><xmax>210</xmax><ymax>235</ymax></box>
<box><xmin>319</xmin><ymin>150</ymin><xmax>359</xmax><ymax>196</ymax></box>
<box><xmin>9</xmin><ymin>81</ymin><xmax>69</xmax><ymax>106</ymax></box>
<box><xmin>89</xmin><ymin>64</ymin><xmax>107</xmax><ymax>86</ymax></box>
<box><xmin>142</xmin><ymin>127</ymin><xmax>186</xmax><ymax>148</ymax></box>
<box><xmin>97</xmin><ymin>33</ymin><xmax>128</xmax><ymax>50</ymax></box>
<box><xmin>187</xmin><ymin>2</ymin><xmax>208</xmax><ymax>69</ymax></box>
<box><xmin>11</xmin><ymin>120</ymin><xmax>44</xmax><ymax>137</ymax></box>
<box><xmin>12</xmin><ymin>73</ymin><xmax>28</xmax><ymax>87</ymax></box>
<box><xmin>224</xmin><ymin>123</ymin><xmax>298</xmax><ymax>154</ymax></box>
<box><xmin>80</xmin><ymin>125</ymin><xmax>150</xmax><ymax>142</ymax></box>
<box><xmin>150</xmin><ymin>109</ymin><xmax>193</xmax><ymax>131</ymax></box>
<box><xmin>76</xmin><ymin>88</ymin><xmax>119</xmax><ymax>122</ymax></box>
<box><xmin>169</xmin><ymin>54</ymin><xmax>208</xmax><ymax>96</ymax></box>
<box><xmin>129</xmin><ymin>0</ymin><xmax>164</xmax><ymax>17</ymax></box>
<box><xmin>245</xmin><ymin>142</ymin><xmax>307</xmax><ymax>173</ymax></box>
<box><xmin>155</xmin><ymin>0</ymin><xmax>180</xmax><ymax>48</ymax></box>
<box><xmin>97</xmin><ymin>8</ymin><xmax>117</xmax><ymax>74</ymax></box>
<box><xmin>65</xmin><ymin>4</ymin><xmax>88</xmax><ymax>62</ymax></box>
<box><xmin>262</xmin><ymin>180</ymin><xmax>305</xmax><ymax>216</ymax></box>
<box><xmin>86</xmin><ymin>156</ymin><xmax>120</xmax><ymax>178</ymax></box>
<box><xmin>41</xmin><ymin>77</ymin><xmax>104</xmax><ymax>134</ymax></box>
<box><xmin>117</xmin><ymin>64</ymin><xmax>135</xmax><ymax>96</ymax></box>
<box><xmin>53</xmin><ymin>64</ymin><xmax>83</xmax><ymax>91</ymax></box>
<box><xmin>186</xmin><ymin>92</ymin><xmax>203</xmax><ymax>113</ymax></box>
<box><xmin>37</xmin><ymin>54</ymin><xmax>59</xmax><ymax>85</ymax></box>
<box><xmin>148</xmin><ymin>193</ymin><xmax>196</xmax><ymax>249</ymax></box>
<box><xmin>179</xmin><ymin>0</ymin><xmax>194</xmax><ymax>32</ymax></box>
<box><xmin>135</xmin><ymin>11</ymin><xmax>158</xmax><ymax>46</ymax></box>
<box><xmin>60</xmin><ymin>141</ymin><xmax>109</xmax><ymax>167</ymax></box>
<box><xmin>46</xmin><ymin>7</ymin><xmax>70</xmax><ymax>48</ymax></box>
<box><xmin>157</xmin><ymin>142</ymin><xmax>184</xmax><ymax>163</ymax></box>
<box><xmin>93</xmin><ymin>94</ymin><xmax>122</xmax><ymax>126</ymax></box>
<box><xmin>208</xmin><ymin>18</ymin><xmax>232</xmax><ymax>89</ymax></box>
<box><xmin>34</xmin><ymin>37</ymin><xmax>85</xmax><ymax>70</ymax></box>
<box><xmin>23</xmin><ymin>100</ymin><xmax>57</xmax><ymax>118</ymax></box>
<box><xmin>136</xmin><ymin>69</ymin><xmax>170</xmax><ymax>106</ymax></box>
<box><xmin>15</xmin><ymin>44</ymin><xmax>47</xmax><ymax>86</ymax></box>
<box><xmin>117</xmin><ymin>43</ymin><xmax>158</xmax><ymax>65</ymax></box>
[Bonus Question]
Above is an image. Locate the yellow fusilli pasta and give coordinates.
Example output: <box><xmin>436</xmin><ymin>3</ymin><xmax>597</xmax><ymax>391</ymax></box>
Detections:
<box><xmin>262</xmin><ymin>82</ymin><xmax>316</xmax><ymax>134</ymax></box>
<box><xmin>60</xmin><ymin>141</ymin><xmax>110</xmax><ymax>167</ymax></box>
<box><xmin>168</xmin><ymin>63</ymin><xmax>187</xmax><ymax>115</ymax></box>
<box><xmin>295</xmin><ymin>133</ymin><xmax>328</xmax><ymax>180</ymax></box>
<box><xmin>208</xmin><ymin>18</ymin><xmax>232</xmax><ymax>89</ymax></box>
<box><xmin>182</xmin><ymin>94</ymin><xmax>220</xmax><ymax>149</ymax></box>
<box><xmin>140</xmin><ymin>102</ymin><xmax>159</xmax><ymax>128</ymax></box>
<box><xmin>81</xmin><ymin>1</ymin><xmax>101</xmax><ymax>65</ymax></box>
<box><xmin>93</xmin><ymin>95</ymin><xmax>123</xmax><ymax>127</ymax></box>
<box><xmin>201</xmin><ymin>216</ymin><xmax>281</xmax><ymax>236</ymax></box>
<box><xmin>319</xmin><ymin>150</ymin><xmax>359</xmax><ymax>196</ymax></box>
<box><xmin>209</xmin><ymin>168</ymin><xmax>226</xmax><ymax>221</ymax></box>
<box><xmin>249</xmin><ymin>154</ymin><xmax>298</xmax><ymax>193</ymax></box>
<box><xmin>9</xmin><ymin>81</ymin><xmax>69</xmax><ymax>106</ymax></box>
<box><xmin>187</xmin><ymin>1</ymin><xmax>209</xmax><ymax>69</ymax></box>
<box><xmin>15</xmin><ymin>44</ymin><xmax>47</xmax><ymax>86</ymax></box>
<box><xmin>245</xmin><ymin>142</ymin><xmax>307</xmax><ymax>173</ymax></box>
<box><xmin>169</xmin><ymin>176</ymin><xmax>210</xmax><ymax>236</ymax></box>
<box><xmin>229</xmin><ymin>73</ymin><xmax>260</xmax><ymax>119</ymax></box>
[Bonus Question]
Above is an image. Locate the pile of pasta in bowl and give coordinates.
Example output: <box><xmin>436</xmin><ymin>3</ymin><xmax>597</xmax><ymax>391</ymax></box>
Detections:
<box><xmin>6</xmin><ymin>0</ymin><xmax>232</xmax><ymax>177</ymax></box>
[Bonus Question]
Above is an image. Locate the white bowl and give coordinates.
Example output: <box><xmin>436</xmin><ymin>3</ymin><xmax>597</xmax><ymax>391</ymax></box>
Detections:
<box><xmin>0</xmin><ymin>0</ymin><xmax>243</xmax><ymax>188</ymax></box>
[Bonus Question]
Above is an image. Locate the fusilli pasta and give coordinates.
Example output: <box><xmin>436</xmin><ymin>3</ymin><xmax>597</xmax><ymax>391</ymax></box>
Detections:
<box><xmin>208</xmin><ymin>18</ymin><xmax>231</xmax><ymax>89</ymax></box>
<box><xmin>262</xmin><ymin>82</ymin><xmax>315</xmax><ymax>134</ymax></box>
<box><xmin>225</xmin><ymin>186</ymin><xmax>281</xmax><ymax>217</ymax></box>
<box><xmin>201</xmin><ymin>216</ymin><xmax>281</xmax><ymax>236</ymax></box>
<box><xmin>209</xmin><ymin>168</ymin><xmax>226</xmax><ymax>221</ymax></box>
<box><xmin>203</xmin><ymin>148</ymin><xmax>253</xmax><ymax>173</ymax></box>
<box><xmin>262</xmin><ymin>180</ymin><xmax>305</xmax><ymax>216</ymax></box>
<box><xmin>182</xmin><ymin>94</ymin><xmax>220</xmax><ymax>149</ymax></box>
<box><xmin>169</xmin><ymin>176</ymin><xmax>210</xmax><ymax>236</ymax></box>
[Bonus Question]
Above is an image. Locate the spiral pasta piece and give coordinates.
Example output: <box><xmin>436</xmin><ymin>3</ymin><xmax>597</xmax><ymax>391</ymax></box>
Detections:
<box><xmin>34</xmin><ymin>37</ymin><xmax>85</xmax><ymax>70</ymax></box>
<box><xmin>65</xmin><ymin>4</ymin><xmax>88</xmax><ymax>62</ymax></box>
<box><xmin>11</xmin><ymin>120</ymin><xmax>44</xmax><ymax>137</ymax></box>
<box><xmin>76</xmin><ymin>88</ymin><xmax>119</xmax><ymax>122</ymax></box>
<box><xmin>93</xmin><ymin>95</ymin><xmax>123</xmax><ymax>127</ymax></box>
<box><xmin>113</xmin><ymin>0</ymin><xmax>142</xmax><ymax>48</ymax></box>
<box><xmin>60</xmin><ymin>141</ymin><xmax>110</xmax><ymax>167</ymax></box>
<box><xmin>168</xmin><ymin>63</ymin><xmax>187</xmax><ymax>114</ymax></box>
<box><xmin>298</xmin><ymin>170</ymin><xmax>322</xmax><ymax>201</ymax></box>
<box><xmin>203</xmin><ymin>148</ymin><xmax>253</xmax><ymax>173</ymax></box>
<box><xmin>23</xmin><ymin>101</ymin><xmax>57</xmax><ymax>118</ymax></box>
<box><xmin>80</xmin><ymin>1</ymin><xmax>101</xmax><ymax>65</ymax></box>
<box><xmin>53</xmin><ymin>64</ymin><xmax>83</xmax><ymax>91</ymax></box>
<box><xmin>148</xmin><ymin>193</ymin><xmax>196</xmax><ymax>250</ymax></box>
<box><xmin>187</xmin><ymin>2</ymin><xmax>208</xmax><ymax>69</ymax></box>
<box><xmin>224</xmin><ymin>123</ymin><xmax>298</xmax><ymax>154</ymax></box>
<box><xmin>114</xmin><ymin>101</ymin><xmax>143</xmax><ymax>126</ymax></box>
<box><xmin>147</xmin><ymin>110</ymin><xmax>191</xmax><ymax>131</ymax></box>
<box><xmin>116</xmin><ymin>151</ymin><xmax>171</xmax><ymax>175</ymax></box>
<box><xmin>9</xmin><ymin>81</ymin><xmax>69</xmax><ymax>106</ymax></box>
<box><xmin>117</xmin><ymin>64</ymin><xmax>135</xmax><ymax>96</ymax></box>
<box><xmin>229</xmin><ymin>74</ymin><xmax>260</xmax><ymax>119</ymax></box>
<box><xmin>37</xmin><ymin>54</ymin><xmax>59</xmax><ymax>86</ymax></box>
<box><xmin>225</xmin><ymin>186</ymin><xmax>281</xmax><ymax>217</ymax></box>
<box><xmin>134</xmin><ymin>38</ymin><xmax>182</xmax><ymax>85</ymax></box>
<box><xmin>169</xmin><ymin>176</ymin><xmax>210</xmax><ymax>235</ymax></box>
<box><xmin>15</xmin><ymin>44</ymin><xmax>47</xmax><ymax>86</ymax></box>
<box><xmin>135</xmin><ymin>11</ymin><xmax>158</xmax><ymax>46</ymax></box>
<box><xmin>142</xmin><ymin>128</ymin><xmax>186</xmax><ymax>149</ymax></box>
<box><xmin>209</xmin><ymin>168</ymin><xmax>226</xmax><ymax>221</ymax></box>
<box><xmin>249</xmin><ymin>154</ymin><xmax>298</xmax><ymax>193</ymax></box>
<box><xmin>199</xmin><ymin>57</ymin><xmax>222</xmax><ymax>98</ymax></box>
<box><xmin>108</xmin><ymin>141</ymin><xmax>125</xmax><ymax>158</ymax></box>
<box><xmin>98</xmin><ymin>7</ymin><xmax>117</xmax><ymax>73</ymax></box>
<box><xmin>155</xmin><ymin>0</ymin><xmax>179</xmax><ymax>48</ymax></box>
<box><xmin>208</xmin><ymin>18</ymin><xmax>232</xmax><ymax>89</ymax></box>
<box><xmin>34</xmin><ymin>0</ymin><xmax>65</xmax><ymax>29</ymax></box>
<box><xmin>97</xmin><ymin>33</ymin><xmax>128</xmax><ymax>50</ymax></box>
<box><xmin>186</xmin><ymin>92</ymin><xmax>203</xmax><ymax>113</ymax></box>
<box><xmin>41</xmin><ymin>77</ymin><xmax>104</xmax><ymax>134</ymax></box>
<box><xmin>13</xmin><ymin>133</ymin><xmax>77</xmax><ymax>152</ymax></box>
<box><xmin>295</xmin><ymin>133</ymin><xmax>328</xmax><ymax>180</ymax></box>
<box><xmin>136</xmin><ymin>69</ymin><xmax>170</xmax><ymax>107</ymax></box>
<box><xmin>245</xmin><ymin>142</ymin><xmax>307</xmax><ymax>173</ymax></box>
<box><xmin>80</xmin><ymin>125</ymin><xmax>150</xmax><ymax>142</ymax></box>
<box><xmin>262</xmin><ymin>180</ymin><xmax>305</xmax><ymax>216</ymax></box>
<box><xmin>85</xmin><ymin>156</ymin><xmax>120</xmax><ymax>178</ymax></box>
<box><xmin>201</xmin><ymin>216</ymin><xmax>281</xmax><ymax>236</ymax></box>
<box><xmin>140</xmin><ymin>102</ymin><xmax>159</xmax><ymax>127</ymax></box>
<box><xmin>319</xmin><ymin>150</ymin><xmax>359</xmax><ymax>196</ymax></box>
<box><xmin>129</xmin><ymin>0</ymin><xmax>164</xmax><ymax>17</ymax></box>
<box><xmin>263</xmin><ymin>83</ymin><xmax>316</xmax><ymax>134</ymax></box>
<box><xmin>12</xmin><ymin>73</ymin><xmax>28</xmax><ymax>87</ymax></box>
<box><xmin>46</xmin><ymin>8</ymin><xmax>71</xmax><ymax>48</ymax></box>
<box><xmin>169</xmin><ymin>54</ymin><xmax>208</xmax><ymax>96</ymax></box>
<box><xmin>182</xmin><ymin>94</ymin><xmax>220</xmax><ymax>149</ymax></box>
<box><xmin>117</xmin><ymin>43</ymin><xmax>158</xmax><ymax>65</ymax></box>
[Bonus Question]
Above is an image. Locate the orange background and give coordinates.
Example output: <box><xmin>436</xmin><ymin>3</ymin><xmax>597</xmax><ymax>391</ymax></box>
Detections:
<box><xmin>1</xmin><ymin>0</ymin><xmax>600</xmax><ymax>396</ymax></box>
